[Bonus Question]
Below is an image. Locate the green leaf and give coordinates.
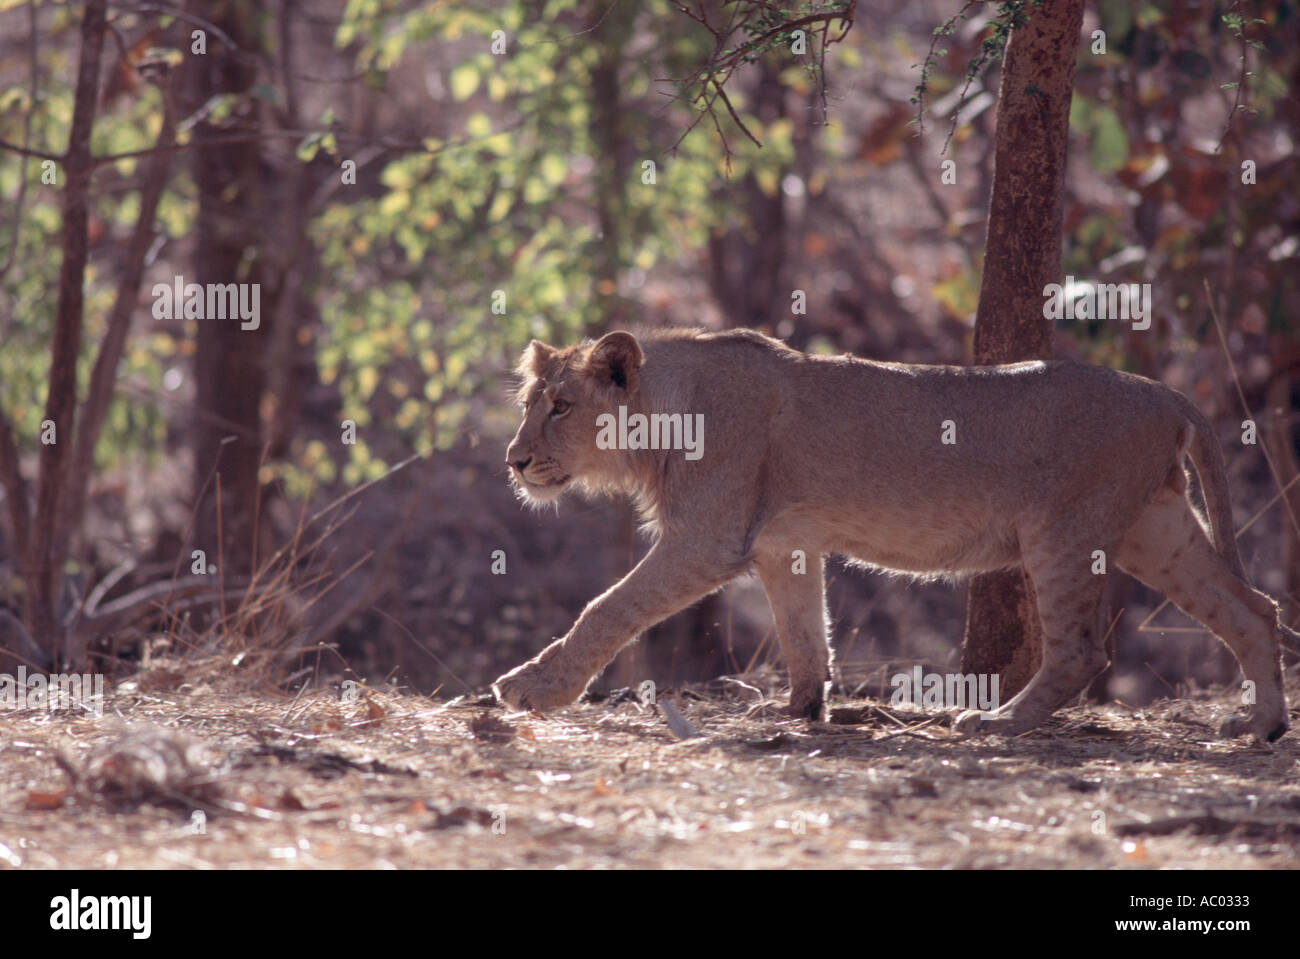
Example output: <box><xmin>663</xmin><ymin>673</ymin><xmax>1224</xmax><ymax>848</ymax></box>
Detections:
<box><xmin>1068</xmin><ymin>94</ymin><xmax>1092</xmax><ymax>131</ymax></box>
<box><xmin>523</xmin><ymin>176</ymin><xmax>548</xmax><ymax>204</ymax></box>
<box><xmin>539</xmin><ymin>153</ymin><xmax>567</xmax><ymax>186</ymax></box>
<box><xmin>296</xmin><ymin>133</ymin><xmax>322</xmax><ymax>161</ymax></box>
<box><xmin>1089</xmin><ymin>106</ymin><xmax>1128</xmax><ymax>174</ymax></box>
<box><xmin>357</xmin><ymin>365</ymin><xmax>378</xmax><ymax>400</ymax></box>
<box><xmin>379</xmin><ymin>190</ymin><xmax>408</xmax><ymax>216</ymax></box>
<box><xmin>450</xmin><ymin>63</ymin><xmax>480</xmax><ymax>100</ymax></box>
<box><xmin>487</xmin><ymin>190</ymin><xmax>512</xmax><ymax>221</ymax></box>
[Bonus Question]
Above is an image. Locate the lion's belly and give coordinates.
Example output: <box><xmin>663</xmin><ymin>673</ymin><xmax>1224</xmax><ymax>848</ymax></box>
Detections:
<box><xmin>754</xmin><ymin>501</ymin><xmax>1021</xmax><ymax>577</ymax></box>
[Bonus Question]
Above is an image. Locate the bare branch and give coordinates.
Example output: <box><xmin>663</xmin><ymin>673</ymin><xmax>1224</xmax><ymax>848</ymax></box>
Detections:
<box><xmin>664</xmin><ymin>0</ymin><xmax>855</xmax><ymax>154</ymax></box>
<box><xmin>911</xmin><ymin>0</ymin><xmax>1007</xmax><ymax>150</ymax></box>
<box><xmin>0</xmin><ymin>140</ymin><xmax>62</xmax><ymax>161</ymax></box>
<box><xmin>713</xmin><ymin>79</ymin><xmax>762</xmax><ymax>148</ymax></box>
<box><xmin>1215</xmin><ymin>0</ymin><xmax>1254</xmax><ymax>154</ymax></box>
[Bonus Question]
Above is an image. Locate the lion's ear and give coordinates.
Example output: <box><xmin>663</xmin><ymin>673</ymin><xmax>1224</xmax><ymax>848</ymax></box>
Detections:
<box><xmin>587</xmin><ymin>331</ymin><xmax>643</xmax><ymax>391</ymax></box>
<box><xmin>520</xmin><ymin>339</ymin><xmax>556</xmax><ymax>377</ymax></box>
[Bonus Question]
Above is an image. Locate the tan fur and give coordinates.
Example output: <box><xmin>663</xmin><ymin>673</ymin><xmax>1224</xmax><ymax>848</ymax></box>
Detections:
<box><xmin>493</xmin><ymin>328</ymin><xmax>1292</xmax><ymax>743</ymax></box>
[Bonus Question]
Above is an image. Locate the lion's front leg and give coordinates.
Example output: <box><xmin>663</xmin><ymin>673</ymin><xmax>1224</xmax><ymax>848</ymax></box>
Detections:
<box><xmin>754</xmin><ymin>551</ymin><xmax>833</xmax><ymax>720</ymax></box>
<box><xmin>493</xmin><ymin>541</ymin><xmax>744</xmax><ymax>713</ymax></box>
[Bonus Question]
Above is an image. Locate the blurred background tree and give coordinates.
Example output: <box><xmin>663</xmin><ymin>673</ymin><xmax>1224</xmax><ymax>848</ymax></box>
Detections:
<box><xmin>0</xmin><ymin>0</ymin><xmax>1294</xmax><ymax>709</ymax></box>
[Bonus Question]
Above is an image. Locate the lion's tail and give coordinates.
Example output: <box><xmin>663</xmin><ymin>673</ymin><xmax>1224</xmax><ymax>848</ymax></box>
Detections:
<box><xmin>1180</xmin><ymin>401</ymin><xmax>1248</xmax><ymax>581</ymax></box>
<box><xmin>1284</xmin><ymin>622</ymin><xmax>1300</xmax><ymax>656</ymax></box>
<box><xmin>1178</xmin><ymin>400</ymin><xmax>1300</xmax><ymax>655</ymax></box>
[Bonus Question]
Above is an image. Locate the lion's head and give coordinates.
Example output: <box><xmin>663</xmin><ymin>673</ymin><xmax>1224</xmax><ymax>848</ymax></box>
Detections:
<box><xmin>505</xmin><ymin>330</ymin><xmax>644</xmax><ymax>504</ymax></box>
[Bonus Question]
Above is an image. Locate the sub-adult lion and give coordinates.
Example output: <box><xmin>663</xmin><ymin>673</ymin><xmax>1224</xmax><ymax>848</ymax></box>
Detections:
<box><xmin>494</xmin><ymin>328</ymin><xmax>1298</xmax><ymax>742</ymax></box>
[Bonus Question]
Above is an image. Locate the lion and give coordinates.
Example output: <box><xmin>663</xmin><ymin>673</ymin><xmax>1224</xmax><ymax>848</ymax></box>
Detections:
<box><xmin>493</xmin><ymin>328</ymin><xmax>1298</xmax><ymax>742</ymax></box>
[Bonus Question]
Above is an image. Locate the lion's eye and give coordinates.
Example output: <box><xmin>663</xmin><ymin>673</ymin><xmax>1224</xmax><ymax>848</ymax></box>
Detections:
<box><xmin>550</xmin><ymin>398</ymin><xmax>571</xmax><ymax>417</ymax></box>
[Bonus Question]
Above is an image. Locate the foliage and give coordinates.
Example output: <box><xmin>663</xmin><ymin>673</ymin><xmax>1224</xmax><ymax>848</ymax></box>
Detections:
<box><xmin>300</xmin><ymin>0</ymin><xmax>796</xmax><ymax>488</ymax></box>
<box><xmin>0</xmin><ymin>16</ymin><xmax>187</xmax><ymax>474</ymax></box>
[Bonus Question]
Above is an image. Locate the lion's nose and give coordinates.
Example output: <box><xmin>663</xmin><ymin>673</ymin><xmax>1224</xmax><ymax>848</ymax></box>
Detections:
<box><xmin>509</xmin><ymin>455</ymin><xmax>532</xmax><ymax>472</ymax></box>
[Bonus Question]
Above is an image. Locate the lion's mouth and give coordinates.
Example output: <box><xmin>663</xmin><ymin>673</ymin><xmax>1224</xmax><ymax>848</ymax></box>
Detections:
<box><xmin>516</xmin><ymin>469</ymin><xmax>571</xmax><ymax>492</ymax></box>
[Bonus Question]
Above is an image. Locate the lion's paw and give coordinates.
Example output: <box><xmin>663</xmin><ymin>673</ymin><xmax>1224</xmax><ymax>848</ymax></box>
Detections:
<box><xmin>1218</xmin><ymin>711</ymin><xmax>1288</xmax><ymax>744</ymax></box>
<box><xmin>953</xmin><ymin>708</ymin><xmax>1039</xmax><ymax>738</ymax></box>
<box><xmin>785</xmin><ymin>694</ymin><xmax>825</xmax><ymax>722</ymax></box>
<box><xmin>953</xmin><ymin>709</ymin><xmax>990</xmax><ymax>736</ymax></box>
<box><xmin>492</xmin><ymin>654</ymin><xmax>589</xmax><ymax>714</ymax></box>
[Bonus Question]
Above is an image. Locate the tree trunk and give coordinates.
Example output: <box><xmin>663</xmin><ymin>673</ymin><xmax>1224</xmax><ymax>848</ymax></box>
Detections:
<box><xmin>588</xmin><ymin>0</ymin><xmax>633</xmax><ymax>325</ymax></box>
<box><xmin>706</xmin><ymin>57</ymin><xmax>788</xmax><ymax>330</ymax></box>
<box><xmin>24</xmin><ymin>0</ymin><xmax>108</xmax><ymax>658</ymax></box>
<box><xmin>960</xmin><ymin>0</ymin><xmax>1084</xmax><ymax>698</ymax></box>
<box><xmin>187</xmin><ymin>0</ymin><xmax>268</xmax><ymax>576</ymax></box>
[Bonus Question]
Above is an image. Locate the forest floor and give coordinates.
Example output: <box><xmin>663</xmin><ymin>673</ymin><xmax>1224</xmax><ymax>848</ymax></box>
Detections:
<box><xmin>3</xmin><ymin>662</ymin><xmax>1300</xmax><ymax>869</ymax></box>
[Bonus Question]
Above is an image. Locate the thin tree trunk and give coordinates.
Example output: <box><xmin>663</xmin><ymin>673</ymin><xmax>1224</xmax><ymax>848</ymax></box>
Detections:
<box><xmin>24</xmin><ymin>0</ymin><xmax>108</xmax><ymax>657</ymax></box>
<box><xmin>588</xmin><ymin>0</ymin><xmax>633</xmax><ymax>324</ymax></box>
<box><xmin>58</xmin><ymin>94</ymin><xmax>178</xmax><ymax>666</ymax></box>
<box><xmin>960</xmin><ymin>0</ymin><xmax>1084</xmax><ymax>698</ymax></box>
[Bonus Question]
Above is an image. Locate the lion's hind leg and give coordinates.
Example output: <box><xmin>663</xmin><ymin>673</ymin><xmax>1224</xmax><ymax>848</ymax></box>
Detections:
<box><xmin>1115</xmin><ymin>486</ymin><xmax>1287</xmax><ymax>742</ymax></box>
<box><xmin>955</xmin><ymin>532</ymin><xmax>1110</xmax><ymax>737</ymax></box>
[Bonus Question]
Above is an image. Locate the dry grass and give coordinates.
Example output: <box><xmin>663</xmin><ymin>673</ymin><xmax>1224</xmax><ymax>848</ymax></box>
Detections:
<box><xmin>3</xmin><ymin>663</ymin><xmax>1300</xmax><ymax>869</ymax></box>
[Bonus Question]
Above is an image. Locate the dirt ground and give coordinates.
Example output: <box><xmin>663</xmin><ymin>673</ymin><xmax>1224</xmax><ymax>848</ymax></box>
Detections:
<box><xmin>3</xmin><ymin>663</ymin><xmax>1300</xmax><ymax>870</ymax></box>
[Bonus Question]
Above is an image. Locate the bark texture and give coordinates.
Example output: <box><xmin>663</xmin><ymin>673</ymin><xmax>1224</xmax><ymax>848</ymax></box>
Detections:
<box><xmin>961</xmin><ymin>0</ymin><xmax>1084</xmax><ymax>697</ymax></box>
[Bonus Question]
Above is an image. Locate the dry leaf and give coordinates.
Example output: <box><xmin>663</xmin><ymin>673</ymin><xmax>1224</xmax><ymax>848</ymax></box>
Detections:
<box><xmin>25</xmin><ymin>788</ymin><xmax>67</xmax><ymax>810</ymax></box>
<box><xmin>469</xmin><ymin>711</ymin><xmax>515</xmax><ymax>743</ymax></box>
<box><xmin>355</xmin><ymin>695</ymin><xmax>386</xmax><ymax>727</ymax></box>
